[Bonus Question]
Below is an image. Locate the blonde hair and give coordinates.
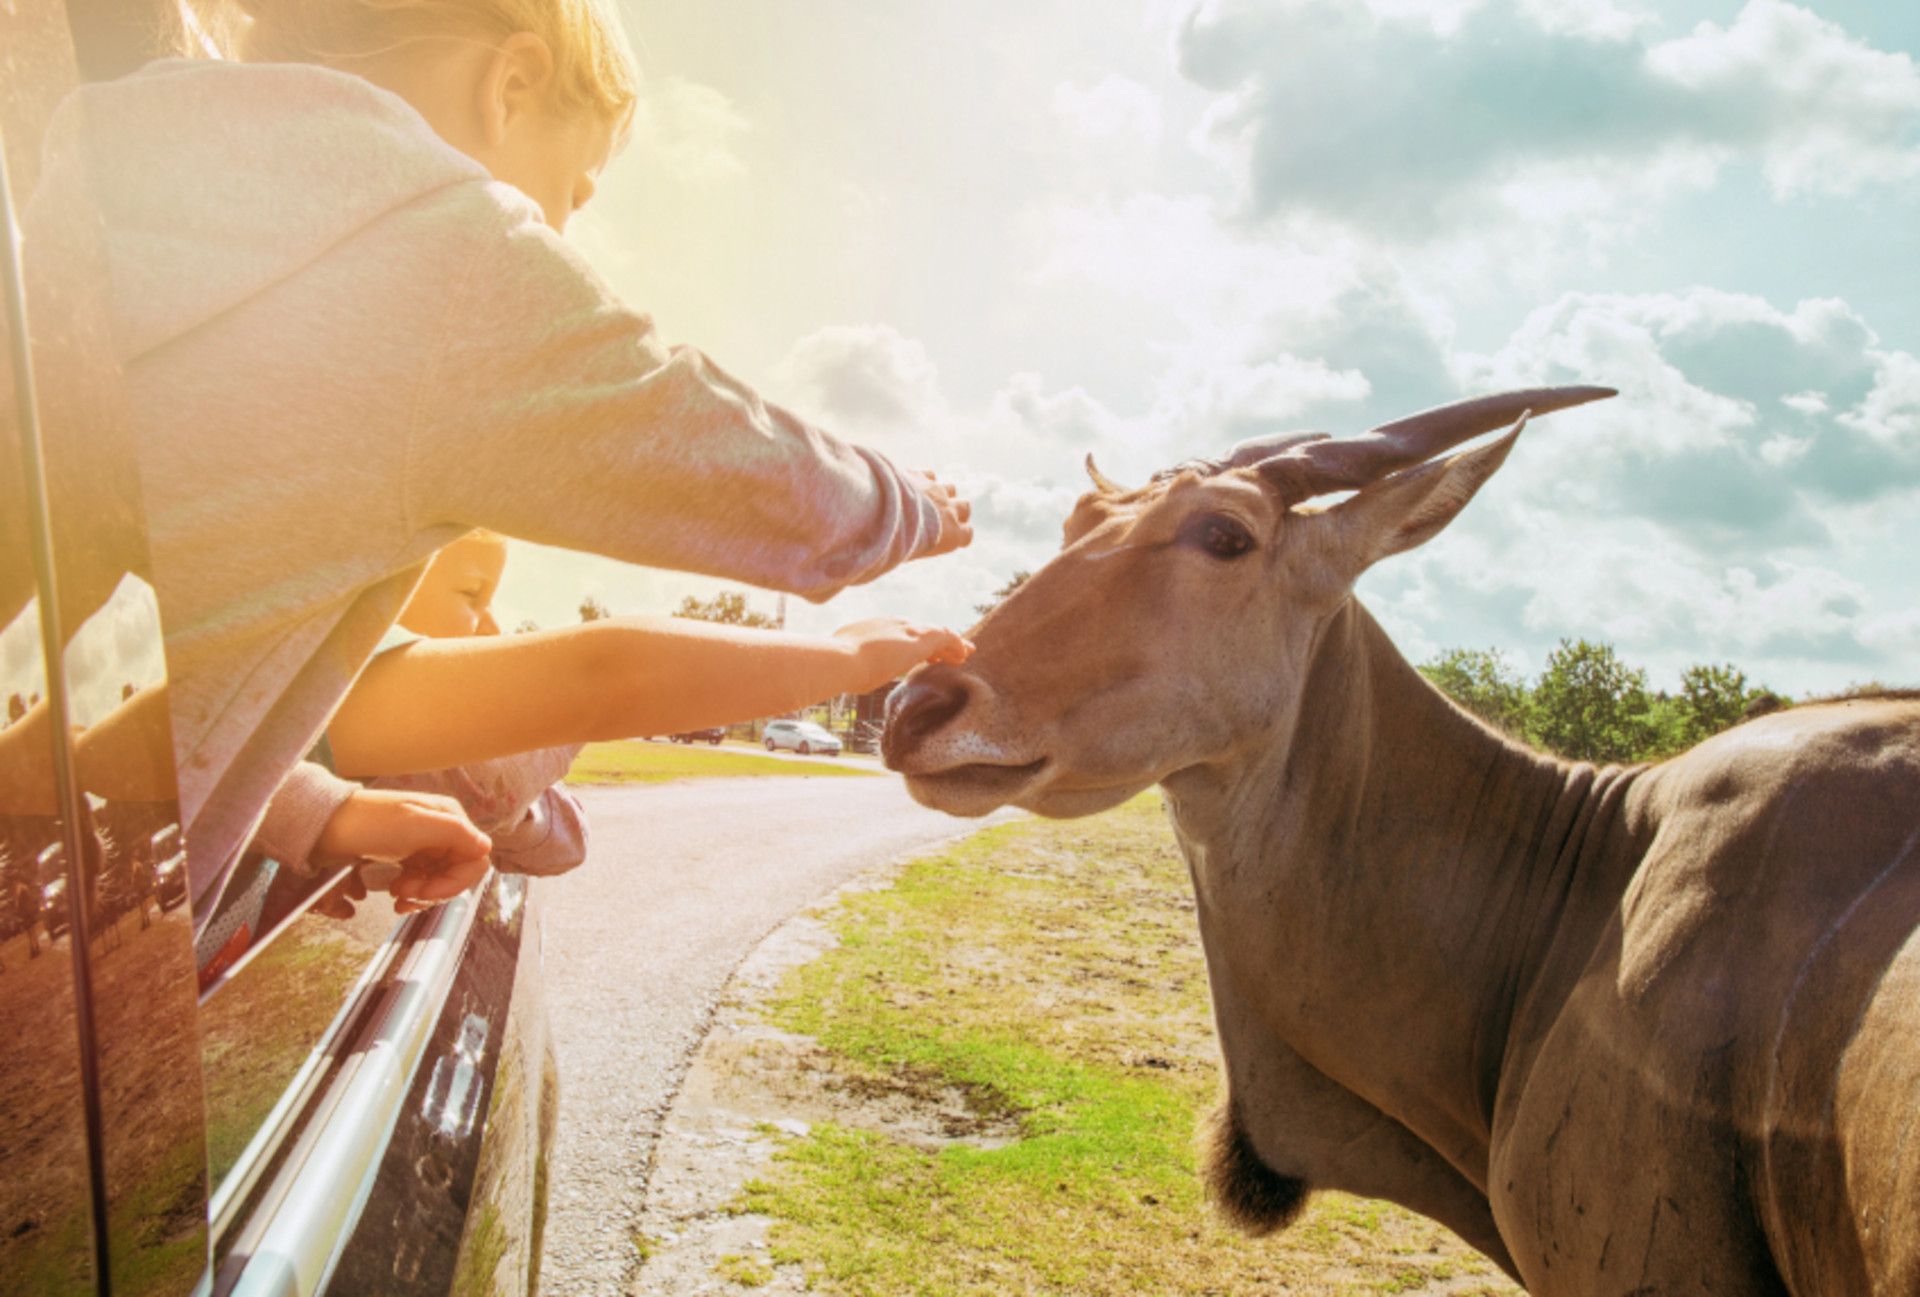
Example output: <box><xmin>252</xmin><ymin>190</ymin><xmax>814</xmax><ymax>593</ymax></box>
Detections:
<box><xmin>192</xmin><ymin>0</ymin><xmax>639</xmax><ymax>125</ymax></box>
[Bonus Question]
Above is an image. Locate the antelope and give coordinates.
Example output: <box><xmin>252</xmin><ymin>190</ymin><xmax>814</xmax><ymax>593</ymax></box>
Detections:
<box><xmin>883</xmin><ymin>388</ymin><xmax>1920</xmax><ymax>1294</ymax></box>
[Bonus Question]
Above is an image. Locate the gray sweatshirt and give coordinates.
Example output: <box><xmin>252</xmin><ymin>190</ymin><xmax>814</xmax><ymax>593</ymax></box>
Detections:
<box><xmin>31</xmin><ymin>59</ymin><xmax>942</xmax><ymax>896</ymax></box>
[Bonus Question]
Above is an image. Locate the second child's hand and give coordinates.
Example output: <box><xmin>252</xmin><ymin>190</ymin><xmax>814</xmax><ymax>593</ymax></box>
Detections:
<box><xmin>833</xmin><ymin>618</ymin><xmax>974</xmax><ymax>693</ymax></box>
<box><xmin>910</xmin><ymin>470</ymin><xmax>973</xmax><ymax>557</ymax></box>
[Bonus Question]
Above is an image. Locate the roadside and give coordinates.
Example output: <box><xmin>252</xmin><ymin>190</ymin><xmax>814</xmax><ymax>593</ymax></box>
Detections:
<box><xmin>535</xmin><ymin>778</ymin><xmax>1018</xmax><ymax>1296</ymax></box>
<box><xmin>630</xmin><ymin>797</ymin><xmax>1522</xmax><ymax>1297</ymax></box>
<box><xmin>567</xmin><ymin>739</ymin><xmax>879</xmax><ymax>786</ymax></box>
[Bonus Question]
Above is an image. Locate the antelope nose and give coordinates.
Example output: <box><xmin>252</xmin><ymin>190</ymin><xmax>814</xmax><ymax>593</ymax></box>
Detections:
<box><xmin>884</xmin><ymin>667</ymin><xmax>971</xmax><ymax>768</ymax></box>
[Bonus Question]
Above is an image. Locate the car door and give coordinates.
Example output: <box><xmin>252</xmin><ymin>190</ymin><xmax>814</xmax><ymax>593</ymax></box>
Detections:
<box><xmin>2</xmin><ymin>4</ymin><xmax>209</xmax><ymax>1293</ymax></box>
<box><xmin>2</xmin><ymin>5</ymin><xmax>557</xmax><ymax>1293</ymax></box>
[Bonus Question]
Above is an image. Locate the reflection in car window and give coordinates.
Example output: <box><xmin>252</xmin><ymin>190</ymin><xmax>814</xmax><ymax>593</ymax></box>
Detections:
<box><xmin>0</xmin><ymin>602</ymin><xmax>97</xmax><ymax>1297</ymax></box>
<box><xmin>199</xmin><ymin>901</ymin><xmax>400</xmax><ymax>1189</ymax></box>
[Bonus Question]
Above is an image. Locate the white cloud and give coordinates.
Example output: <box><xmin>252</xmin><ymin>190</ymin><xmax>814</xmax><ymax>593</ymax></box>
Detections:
<box><xmin>769</xmin><ymin>324</ymin><xmax>949</xmax><ymax>451</ymax></box>
<box><xmin>1647</xmin><ymin>0</ymin><xmax>1920</xmax><ymax>195</ymax></box>
<box><xmin>1351</xmin><ymin>286</ymin><xmax>1920</xmax><ymax>693</ymax></box>
<box><xmin>64</xmin><ymin>575</ymin><xmax>166</xmax><ymax>729</ymax></box>
<box><xmin>627</xmin><ymin>76</ymin><xmax>752</xmax><ymax>184</ymax></box>
<box><xmin>0</xmin><ymin>601</ymin><xmax>45</xmax><ymax>709</ymax></box>
<box><xmin>1840</xmin><ymin>349</ymin><xmax>1920</xmax><ymax>447</ymax></box>
<box><xmin>1515</xmin><ymin>0</ymin><xmax>1651</xmax><ymax>43</ymax></box>
<box><xmin>989</xmin><ymin>373</ymin><xmax>1126</xmax><ymax>446</ymax></box>
<box><xmin>1177</xmin><ymin>0</ymin><xmax>1920</xmax><ymax>249</ymax></box>
<box><xmin>1148</xmin><ymin>351</ymin><xmax>1372</xmax><ymax>439</ymax></box>
<box><xmin>1360</xmin><ymin>0</ymin><xmax>1487</xmax><ymax>38</ymax></box>
<box><xmin>1053</xmin><ymin>74</ymin><xmax>1165</xmax><ymax>147</ymax></box>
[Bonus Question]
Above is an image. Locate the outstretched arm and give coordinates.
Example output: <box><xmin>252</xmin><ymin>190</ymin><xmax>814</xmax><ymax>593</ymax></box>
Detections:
<box><xmin>410</xmin><ymin>212</ymin><xmax>971</xmax><ymax>602</ymax></box>
<box><xmin>327</xmin><ymin>616</ymin><xmax>967</xmax><ymax>779</ymax></box>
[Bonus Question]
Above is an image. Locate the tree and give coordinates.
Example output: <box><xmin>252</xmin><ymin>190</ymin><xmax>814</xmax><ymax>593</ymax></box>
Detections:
<box><xmin>974</xmin><ymin>570</ymin><xmax>1032</xmax><ymax>617</ymax></box>
<box><xmin>1419</xmin><ymin>647</ymin><xmax>1532</xmax><ymax>737</ymax></box>
<box><xmin>7</xmin><ymin>693</ymin><xmax>25</xmax><ymax>724</ymax></box>
<box><xmin>674</xmin><ymin>590</ymin><xmax>777</xmax><ymax>628</ymax></box>
<box><xmin>512</xmin><ymin>618</ymin><xmax>541</xmax><ymax>634</ymax></box>
<box><xmin>578</xmin><ymin>595</ymin><xmax>611</xmax><ymax>623</ymax></box>
<box><xmin>1530</xmin><ymin>638</ymin><xmax>1658</xmax><ymax>764</ymax></box>
<box><xmin>1674</xmin><ymin>663</ymin><xmax>1755</xmax><ymax>747</ymax></box>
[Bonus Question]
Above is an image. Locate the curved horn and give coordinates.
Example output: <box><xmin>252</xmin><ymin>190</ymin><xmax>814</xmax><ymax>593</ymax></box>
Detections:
<box><xmin>1084</xmin><ymin>453</ymin><xmax>1124</xmax><ymax>495</ymax></box>
<box><xmin>1258</xmin><ymin>385</ymin><xmax>1615</xmax><ymax>500</ymax></box>
<box><xmin>1219</xmin><ymin>429</ymin><xmax>1333</xmax><ymax>471</ymax></box>
<box><xmin>1149</xmin><ymin>430</ymin><xmax>1333</xmax><ymax>483</ymax></box>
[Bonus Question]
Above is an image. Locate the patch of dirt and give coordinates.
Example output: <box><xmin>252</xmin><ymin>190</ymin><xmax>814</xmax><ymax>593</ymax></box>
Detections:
<box><xmin>629</xmin><ymin>871</ymin><xmax>1016</xmax><ymax>1296</ymax></box>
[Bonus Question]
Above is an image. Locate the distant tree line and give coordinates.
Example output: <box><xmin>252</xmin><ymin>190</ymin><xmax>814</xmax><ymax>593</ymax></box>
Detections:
<box><xmin>673</xmin><ymin>590</ymin><xmax>778</xmax><ymax>628</ymax></box>
<box><xmin>1419</xmin><ymin>640</ymin><xmax>1789</xmax><ymax>764</ymax></box>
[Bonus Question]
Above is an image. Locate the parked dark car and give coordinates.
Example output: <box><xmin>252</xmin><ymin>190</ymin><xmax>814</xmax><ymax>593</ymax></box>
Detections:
<box><xmin>669</xmin><ymin>726</ymin><xmax>726</xmax><ymax>745</ymax></box>
<box><xmin>0</xmin><ymin>11</ymin><xmax>559</xmax><ymax>1294</ymax></box>
<box><xmin>35</xmin><ymin>840</ymin><xmax>72</xmax><ymax>936</ymax></box>
<box><xmin>151</xmin><ymin>824</ymin><xmax>187</xmax><ymax>910</ymax></box>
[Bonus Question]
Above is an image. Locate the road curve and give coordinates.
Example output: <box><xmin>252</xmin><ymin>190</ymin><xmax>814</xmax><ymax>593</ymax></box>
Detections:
<box><xmin>535</xmin><ymin>776</ymin><xmax>1008</xmax><ymax>1295</ymax></box>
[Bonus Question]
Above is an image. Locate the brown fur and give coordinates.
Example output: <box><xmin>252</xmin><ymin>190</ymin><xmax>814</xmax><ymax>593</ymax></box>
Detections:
<box><xmin>890</xmin><ymin>389</ymin><xmax>1920</xmax><ymax>1293</ymax></box>
<box><xmin>1200</xmin><ymin>1098</ymin><xmax>1310</xmax><ymax>1236</ymax></box>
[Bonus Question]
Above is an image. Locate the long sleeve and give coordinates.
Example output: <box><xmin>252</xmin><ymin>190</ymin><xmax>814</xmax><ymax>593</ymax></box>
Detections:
<box><xmin>407</xmin><ymin>198</ymin><xmax>943</xmax><ymax>603</ymax></box>
<box><xmin>367</xmin><ymin>743</ymin><xmax>587</xmax><ymax>876</ymax></box>
<box><xmin>486</xmin><ymin>784</ymin><xmax>589</xmax><ymax>878</ymax></box>
<box><xmin>250</xmin><ymin>760</ymin><xmax>357</xmax><ymax>876</ymax></box>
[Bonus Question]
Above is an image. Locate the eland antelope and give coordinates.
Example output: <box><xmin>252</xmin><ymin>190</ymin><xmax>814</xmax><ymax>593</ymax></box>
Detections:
<box><xmin>884</xmin><ymin>387</ymin><xmax>1920</xmax><ymax>1295</ymax></box>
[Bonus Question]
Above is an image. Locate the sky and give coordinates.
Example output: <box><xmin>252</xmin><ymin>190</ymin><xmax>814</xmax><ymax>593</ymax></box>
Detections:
<box><xmin>494</xmin><ymin>0</ymin><xmax>1920</xmax><ymax>697</ymax></box>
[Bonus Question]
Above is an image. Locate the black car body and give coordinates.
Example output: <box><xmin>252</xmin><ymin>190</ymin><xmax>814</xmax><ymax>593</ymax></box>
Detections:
<box><xmin>669</xmin><ymin>727</ymin><xmax>726</xmax><ymax>745</ymax></box>
<box><xmin>0</xmin><ymin>8</ymin><xmax>559</xmax><ymax>1293</ymax></box>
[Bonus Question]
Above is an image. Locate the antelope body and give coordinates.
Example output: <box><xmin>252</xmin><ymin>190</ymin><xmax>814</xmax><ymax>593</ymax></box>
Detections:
<box><xmin>883</xmin><ymin>388</ymin><xmax>1920</xmax><ymax>1295</ymax></box>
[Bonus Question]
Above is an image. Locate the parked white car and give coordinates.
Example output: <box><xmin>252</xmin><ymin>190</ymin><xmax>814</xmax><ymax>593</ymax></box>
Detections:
<box><xmin>763</xmin><ymin>719</ymin><xmax>843</xmax><ymax>756</ymax></box>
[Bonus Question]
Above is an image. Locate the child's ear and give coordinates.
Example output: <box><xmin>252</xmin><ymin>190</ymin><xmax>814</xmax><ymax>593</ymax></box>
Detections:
<box><xmin>478</xmin><ymin>32</ymin><xmax>557</xmax><ymax>145</ymax></box>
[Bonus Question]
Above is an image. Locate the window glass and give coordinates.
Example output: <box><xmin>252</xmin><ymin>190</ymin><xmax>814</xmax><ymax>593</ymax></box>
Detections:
<box><xmin>199</xmin><ymin>898</ymin><xmax>400</xmax><ymax>1189</ymax></box>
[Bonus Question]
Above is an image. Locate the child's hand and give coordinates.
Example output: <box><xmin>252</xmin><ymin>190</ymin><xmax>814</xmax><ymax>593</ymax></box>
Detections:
<box><xmin>909</xmin><ymin>470</ymin><xmax>973</xmax><ymax>557</ymax></box>
<box><xmin>833</xmin><ymin>619</ymin><xmax>974</xmax><ymax>692</ymax></box>
<box><xmin>312</xmin><ymin>788</ymin><xmax>493</xmax><ymax>915</ymax></box>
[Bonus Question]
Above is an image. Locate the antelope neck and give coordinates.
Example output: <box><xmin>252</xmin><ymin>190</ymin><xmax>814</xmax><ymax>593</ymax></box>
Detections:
<box><xmin>1162</xmin><ymin>598</ymin><xmax>1648</xmax><ymax>1190</ymax></box>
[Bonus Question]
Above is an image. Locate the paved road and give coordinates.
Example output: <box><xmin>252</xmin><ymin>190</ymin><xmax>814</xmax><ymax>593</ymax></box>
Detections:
<box><xmin>535</xmin><ymin>777</ymin><xmax>1008</xmax><ymax>1295</ymax></box>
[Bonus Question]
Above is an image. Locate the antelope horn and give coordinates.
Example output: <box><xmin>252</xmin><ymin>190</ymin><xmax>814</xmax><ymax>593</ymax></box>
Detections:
<box><xmin>1151</xmin><ymin>430</ymin><xmax>1334</xmax><ymax>483</ymax></box>
<box><xmin>1084</xmin><ymin>453</ymin><xmax>1125</xmax><ymax>494</ymax></box>
<box><xmin>1255</xmin><ymin>385</ymin><xmax>1615</xmax><ymax>501</ymax></box>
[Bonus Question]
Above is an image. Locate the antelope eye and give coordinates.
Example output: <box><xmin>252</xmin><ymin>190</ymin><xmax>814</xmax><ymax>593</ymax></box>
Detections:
<box><xmin>1185</xmin><ymin>513</ymin><xmax>1255</xmax><ymax>560</ymax></box>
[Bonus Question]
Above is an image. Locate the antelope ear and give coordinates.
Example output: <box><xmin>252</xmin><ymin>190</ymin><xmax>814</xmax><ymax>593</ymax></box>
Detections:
<box><xmin>1318</xmin><ymin>417</ymin><xmax>1526</xmax><ymax>579</ymax></box>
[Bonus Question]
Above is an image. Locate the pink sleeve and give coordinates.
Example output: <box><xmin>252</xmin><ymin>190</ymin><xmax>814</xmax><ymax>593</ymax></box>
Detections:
<box><xmin>250</xmin><ymin>761</ymin><xmax>357</xmax><ymax>876</ymax></box>
<box><xmin>487</xmin><ymin>784</ymin><xmax>589</xmax><ymax>877</ymax></box>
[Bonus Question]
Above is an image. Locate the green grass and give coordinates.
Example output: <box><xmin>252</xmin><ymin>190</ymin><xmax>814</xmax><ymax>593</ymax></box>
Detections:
<box><xmin>200</xmin><ymin>919</ymin><xmax>380</xmax><ymax>1186</ymax></box>
<box><xmin>733</xmin><ymin>798</ymin><xmax>1521</xmax><ymax>1296</ymax></box>
<box><xmin>566</xmin><ymin>740</ymin><xmax>877</xmax><ymax>786</ymax></box>
<box><xmin>715</xmin><ymin>1252</ymin><xmax>776</xmax><ymax>1286</ymax></box>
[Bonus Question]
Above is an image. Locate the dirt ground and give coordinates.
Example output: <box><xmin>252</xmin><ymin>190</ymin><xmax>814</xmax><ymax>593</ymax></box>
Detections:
<box><xmin>628</xmin><ymin>877</ymin><xmax>907</xmax><ymax>1297</ymax></box>
<box><xmin>628</xmin><ymin>855</ymin><xmax>1512</xmax><ymax>1297</ymax></box>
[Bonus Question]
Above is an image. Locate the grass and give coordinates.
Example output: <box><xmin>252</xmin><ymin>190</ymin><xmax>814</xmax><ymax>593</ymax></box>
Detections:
<box><xmin>734</xmin><ymin>797</ymin><xmax>1521</xmax><ymax>1296</ymax></box>
<box><xmin>199</xmin><ymin>914</ymin><xmax>386</xmax><ymax>1186</ymax></box>
<box><xmin>565</xmin><ymin>740</ymin><xmax>877</xmax><ymax>786</ymax></box>
<box><xmin>715</xmin><ymin>1252</ymin><xmax>776</xmax><ymax>1286</ymax></box>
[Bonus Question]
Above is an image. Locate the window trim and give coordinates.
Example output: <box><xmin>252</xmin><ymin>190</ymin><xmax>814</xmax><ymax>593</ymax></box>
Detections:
<box><xmin>208</xmin><ymin>880</ymin><xmax>486</xmax><ymax>1294</ymax></box>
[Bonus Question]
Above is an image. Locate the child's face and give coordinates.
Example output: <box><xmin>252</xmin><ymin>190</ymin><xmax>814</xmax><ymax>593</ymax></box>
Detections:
<box><xmin>382</xmin><ymin>35</ymin><xmax>619</xmax><ymax>233</ymax></box>
<box><xmin>399</xmin><ymin>535</ymin><xmax>509</xmax><ymax>639</ymax></box>
<box><xmin>488</xmin><ymin>103</ymin><xmax>617</xmax><ymax>233</ymax></box>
